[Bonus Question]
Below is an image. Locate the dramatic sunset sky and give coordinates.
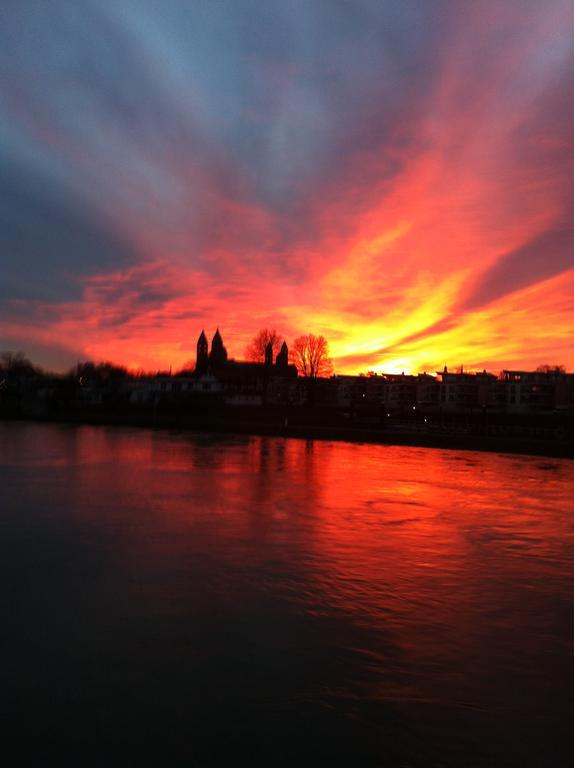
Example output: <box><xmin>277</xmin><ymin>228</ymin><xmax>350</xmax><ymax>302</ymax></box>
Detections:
<box><xmin>1</xmin><ymin>0</ymin><xmax>573</xmax><ymax>374</ymax></box>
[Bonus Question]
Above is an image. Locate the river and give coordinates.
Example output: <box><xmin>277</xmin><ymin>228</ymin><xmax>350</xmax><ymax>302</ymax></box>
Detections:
<box><xmin>1</xmin><ymin>421</ymin><xmax>573</xmax><ymax>766</ymax></box>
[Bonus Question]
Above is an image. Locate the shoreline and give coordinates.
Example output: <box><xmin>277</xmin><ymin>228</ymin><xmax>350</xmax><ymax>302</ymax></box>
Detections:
<box><xmin>2</xmin><ymin>412</ymin><xmax>573</xmax><ymax>460</ymax></box>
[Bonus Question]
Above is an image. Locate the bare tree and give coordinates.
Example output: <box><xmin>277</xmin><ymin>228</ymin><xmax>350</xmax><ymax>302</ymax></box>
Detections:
<box><xmin>69</xmin><ymin>361</ymin><xmax>129</xmax><ymax>385</ymax></box>
<box><xmin>245</xmin><ymin>328</ymin><xmax>283</xmax><ymax>362</ymax></box>
<box><xmin>536</xmin><ymin>364</ymin><xmax>566</xmax><ymax>374</ymax></box>
<box><xmin>290</xmin><ymin>334</ymin><xmax>334</xmax><ymax>378</ymax></box>
<box><xmin>0</xmin><ymin>351</ymin><xmax>37</xmax><ymax>376</ymax></box>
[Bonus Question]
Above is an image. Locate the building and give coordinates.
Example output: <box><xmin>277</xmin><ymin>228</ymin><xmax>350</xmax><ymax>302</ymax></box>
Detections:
<box><xmin>500</xmin><ymin>369</ymin><xmax>574</xmax><ymax>412</ymax></box>
<box><xmin>437</xmin><ymin>367</ymin><xmax>497</xmax><ymax>410</ymax></box>
<box><xmin>193</xmin><ymin>329</ymin><xmax>298</xmax><ymax>404</ymax></box>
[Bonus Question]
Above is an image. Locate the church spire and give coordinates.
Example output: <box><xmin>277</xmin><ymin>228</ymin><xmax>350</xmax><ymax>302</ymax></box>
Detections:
<box><xmin>210</xmin><ymin>328</ymin><xmax>228</xmax><ymax>366</ymax></box>
<box><xmin>276</xmin><ymin>340</ymin><xmax>288</xmax><ymax>369</ymax></box>
<box><xmin>196</xmin><ymin>329</ymin><xmax>208</xmax><ymax>374</ymax></box>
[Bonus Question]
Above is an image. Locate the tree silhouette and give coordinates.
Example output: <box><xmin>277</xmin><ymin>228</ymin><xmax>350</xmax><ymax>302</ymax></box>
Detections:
<box><xmin>69</xmin><ymin>361</ymin><xmax>129</xmax><ymax>386</ymax></box>
<box><xmin>245</xmin><ymin>329</ymin><xmax>283</xmax><ymax>363</ymax></box>
<box><xmin>290</xmin><ymin>334</ymin><xmax>333</xmax><ymax>378</ymax></box>
<box><xmin>0</xmin><ymin>351</ymin><xmax>37</xmax><ymax>376</ymax></box>
<box><xmin>536</xmin><ymin>364</ymin><xmax>566</xmax><ymax>374</ymax></box>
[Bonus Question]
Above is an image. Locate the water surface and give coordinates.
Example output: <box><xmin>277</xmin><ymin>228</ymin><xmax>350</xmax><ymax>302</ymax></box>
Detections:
<box><xmin>2</xmin><ymin>422</ymin><xmax>573</xmax><ymax>765</ymax></box>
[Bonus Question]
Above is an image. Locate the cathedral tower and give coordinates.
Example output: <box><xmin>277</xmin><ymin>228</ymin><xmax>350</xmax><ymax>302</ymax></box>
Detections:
<box><xmin>196</xmin><ymin>330</ymin><xmax>208</xmax><ymax>374</ymax></box>
<box><xmin>209</xmin><ymin>328</ymin><xmax>228</xmax><ymax>366</ymax></box>
<box><xmin>276</xmin><ymin>341</ymin><xmax>289</xmax><ymax>369</ymax></box>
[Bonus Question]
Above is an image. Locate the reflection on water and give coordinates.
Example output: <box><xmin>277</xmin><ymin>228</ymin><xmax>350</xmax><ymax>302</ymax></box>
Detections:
<box><xmin>1</xmin><ymin>422</ymin><xmax>573</xmax><ymax>766</ymax></box>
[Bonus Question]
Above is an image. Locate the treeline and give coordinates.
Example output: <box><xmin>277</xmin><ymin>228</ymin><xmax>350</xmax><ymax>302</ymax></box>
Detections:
<box><xmin>1</xmin><ymin>326</ymin><xmax>336</xmax><ymax>381</ymax></box>
<box><xmin>1</xmin><ymin>349</ymin><xmax>569</xmax><ymax>382</ymax></box>
<box><xmin>0</xmin><ymin>352</ymin><xmax>161</xmax><ymax>382</ymax></box>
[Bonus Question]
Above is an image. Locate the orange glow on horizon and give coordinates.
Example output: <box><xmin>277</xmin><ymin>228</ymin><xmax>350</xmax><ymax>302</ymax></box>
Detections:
<box><xmin>2</xmin><ymin>3</ymin><xmax>573</xmax><ymax>375</ymax></box>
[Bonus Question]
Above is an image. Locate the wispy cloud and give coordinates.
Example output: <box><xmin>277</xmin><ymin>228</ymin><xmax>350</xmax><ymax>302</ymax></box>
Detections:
<box><xmin>1</xmin><ymin>0</ymin><xmax>573</xmax><ymax>372</ymax></box>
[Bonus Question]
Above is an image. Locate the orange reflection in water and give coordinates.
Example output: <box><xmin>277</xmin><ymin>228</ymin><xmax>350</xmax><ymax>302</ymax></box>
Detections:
<box><xmin>45</xmin><ymin>426</ymin><xmax>573</xmax><ymax>651</ymax></box>
<box><xmin>2</xmin><ymin>422</ymin><xmax>574</xmax><ymax>764</ymax></box>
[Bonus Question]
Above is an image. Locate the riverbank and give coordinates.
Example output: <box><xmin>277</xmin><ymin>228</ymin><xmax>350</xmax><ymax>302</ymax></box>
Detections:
<box><xmin>2</xmin><ymin>410</ymin><xmax>573</xmax><ymax>459</ymax></box>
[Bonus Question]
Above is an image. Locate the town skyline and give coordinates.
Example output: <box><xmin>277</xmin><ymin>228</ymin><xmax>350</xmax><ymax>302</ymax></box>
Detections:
<box><xmin>2</xmin><ymin>330</ymin><xmax>570</xmax><ymax>380</ymax></box>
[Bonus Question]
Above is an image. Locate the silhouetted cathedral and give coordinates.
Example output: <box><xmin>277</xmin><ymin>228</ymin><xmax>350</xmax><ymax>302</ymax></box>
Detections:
<box><xmin>194</xmin><ymin>330</ymin><xmax>296</xmax><ymax>380</ymax></box>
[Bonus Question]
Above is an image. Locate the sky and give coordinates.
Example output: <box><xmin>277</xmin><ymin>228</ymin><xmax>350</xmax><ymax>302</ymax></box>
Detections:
<box><xmin>1</xmin><ymin>0</ymin><xmax>573</xmax><ymax>374</ymax></box>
